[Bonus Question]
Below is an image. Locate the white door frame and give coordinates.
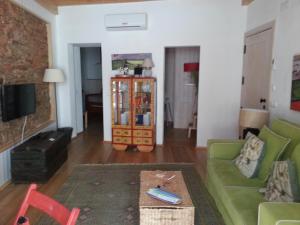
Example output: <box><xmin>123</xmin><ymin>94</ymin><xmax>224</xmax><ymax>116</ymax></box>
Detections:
<box><xmin>69</xmin><ymin>43</ymin><xmax>102</xmax><ymax>136</ymax></box>
<box><xmin>162</xmin><ymin>45</ymin><xmax>201</xmax><ymax>145</ymax></box>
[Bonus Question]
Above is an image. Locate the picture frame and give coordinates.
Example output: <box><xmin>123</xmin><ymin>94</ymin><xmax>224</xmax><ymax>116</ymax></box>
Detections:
<box><xmin>111</xmin><ymin>53</ymin><xmax>152</xmax><ymax>76</ymax></box>
<box><xmin>290</xmin><ymin>55</ymin><xmax>300</xmax><ymax>111</ymax></box>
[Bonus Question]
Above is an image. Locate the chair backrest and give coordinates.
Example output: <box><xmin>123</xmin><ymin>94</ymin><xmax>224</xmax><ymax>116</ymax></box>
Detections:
<box><xmin>14</xmin><ymin>184</ymin><xmax>80</xmax><ymax>225</ymax></box>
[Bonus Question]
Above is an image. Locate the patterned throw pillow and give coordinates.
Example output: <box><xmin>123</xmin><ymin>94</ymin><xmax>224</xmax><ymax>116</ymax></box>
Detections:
<box><xmin>265</xmin><ymin>160</ymin><xmax>300</xmax><ymax>202</ymax></box>
<box><xmin>235</xmin><ymin>133</ymin><xmax>265</xmax><ymax>178</ymax></box>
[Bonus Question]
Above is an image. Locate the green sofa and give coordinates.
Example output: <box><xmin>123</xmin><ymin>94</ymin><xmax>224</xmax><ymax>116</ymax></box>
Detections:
<box><xmin>207</xmin><ymin>119</ymin><xmax>300</xmax><ymax>225</ymax></box>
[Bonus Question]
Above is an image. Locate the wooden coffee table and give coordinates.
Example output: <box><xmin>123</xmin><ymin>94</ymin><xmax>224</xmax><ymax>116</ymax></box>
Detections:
<box><xmin>139</xmin><ymin>171</ymin><xmax>195</xmax><ymax>225</ymax></box>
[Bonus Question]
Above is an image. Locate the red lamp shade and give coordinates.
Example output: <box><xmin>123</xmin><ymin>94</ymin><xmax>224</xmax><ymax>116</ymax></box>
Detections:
<box><xmin>184</xmin><ymin>63</ymin><xmax>199</xmax><ymax>72</ymax></box>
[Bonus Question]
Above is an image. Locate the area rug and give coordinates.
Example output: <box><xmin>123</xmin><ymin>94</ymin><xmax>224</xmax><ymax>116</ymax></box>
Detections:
<box><xmin>38</xmin><ymin>164</ymin><xmax>224</xmax><ymax>225</ymax></box>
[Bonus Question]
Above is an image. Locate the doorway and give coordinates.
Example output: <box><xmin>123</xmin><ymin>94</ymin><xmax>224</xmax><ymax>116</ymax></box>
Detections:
<box><xmin>164</xmin><ymin>46</ymin><xmax>200</xmax><ymax>145</ymax></box>
<box><xmin>241</xmin><ymin>25</ymin><xmax>274</xmax><ymax>110</ymax></box>
<box><xmin>72</xmin><ymin>44</ymin><xmax>103</xmax><ymax>138</ymax></box>
<box><xmin>81</xmin><ymin>47</ymin><xmax>103</xmax><ymax>136</ymax></box>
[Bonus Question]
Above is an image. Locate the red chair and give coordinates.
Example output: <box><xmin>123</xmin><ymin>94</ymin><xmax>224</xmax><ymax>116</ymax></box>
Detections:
<box><xmin>14</xmin><ymin>184</ymin><xmax>80</xmax><ymax>225</ymax></box>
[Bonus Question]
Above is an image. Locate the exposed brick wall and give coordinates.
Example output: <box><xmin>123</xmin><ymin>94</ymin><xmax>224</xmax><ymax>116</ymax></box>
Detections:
<box><xmin>0</xmin><ymin>1</ymin><xmax>50</xmax><ymax>148</ymax></box>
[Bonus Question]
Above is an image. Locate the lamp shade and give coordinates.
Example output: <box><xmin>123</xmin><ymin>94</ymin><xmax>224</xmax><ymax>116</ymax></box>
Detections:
<box><xmin>239</xmin><ymin>108</ymin><xmax>269</xmax><ymax>129</ymax></box>
<box><xmin>43</xmin><ymin>69</ymin><xmax>65</xmax><ymax>83</ymax></box>
<box><xmin>184</xmin><ymin>63</ymin><xmax>199</xmax><ymax>72</ymax></box>
<box><xmin>142</xmin><ymin>58</ymin><xmax>154</xmax><ymax>68</ymax></box>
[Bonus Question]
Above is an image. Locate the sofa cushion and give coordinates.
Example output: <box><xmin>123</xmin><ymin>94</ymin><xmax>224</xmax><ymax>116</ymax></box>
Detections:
<box><xmin>221</xmin><ymin>186</ymin><xmax>264</xmax><ymax>225</ymax></box>
<box><xmin>291</xmin><ymin>145</ymin><xmax>300</xmax><ymax>187</ymax></box>
<box><xmin>265</xmin><ymin>160</ymin><xmax>300</xmax><ymax>202</ymax></box>
<box><xmin>208</xmin><ymin>159</ymin><xmax>265</xmax><ymax>188</ymax></box>
<box><xmin>271</xmin><ymin>119</ymin><xmax>300</xmax><ymax>159</ymax></box>
<box><xmin>235</xmin><ymin>133</ymin><xmax>265</xmax><ymax>178</ymax></box>
<box><xmin>258</xmin><ymin>126</ymin><xmax>291</xmax><ymax>182</ymax></box>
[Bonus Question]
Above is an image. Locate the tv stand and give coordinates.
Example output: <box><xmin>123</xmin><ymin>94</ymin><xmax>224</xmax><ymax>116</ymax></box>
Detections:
<box><xmin>11</xmin><ymin>128</ymin><xmax>72</xmax><ymax>183</ymax></box>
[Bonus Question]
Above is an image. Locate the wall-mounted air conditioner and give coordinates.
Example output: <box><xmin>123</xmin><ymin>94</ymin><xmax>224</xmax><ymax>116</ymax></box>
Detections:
<box><xmin>105</xmin><ymin>13</ymin><xmax>147</xmax><ymax>31</ymax></box>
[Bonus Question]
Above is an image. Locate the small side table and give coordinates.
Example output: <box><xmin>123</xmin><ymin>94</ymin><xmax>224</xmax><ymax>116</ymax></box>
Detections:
<box><xmin>239</xmin><ymin>127</ymin><xmax>260</xmax><ymax>139</ymax></box>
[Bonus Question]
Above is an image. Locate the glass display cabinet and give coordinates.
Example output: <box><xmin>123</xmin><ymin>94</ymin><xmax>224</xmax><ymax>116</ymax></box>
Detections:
<box><xmin>111</xmin><ymin>77</ymin><xmax>156</xmax><ymax>152</ymax></box>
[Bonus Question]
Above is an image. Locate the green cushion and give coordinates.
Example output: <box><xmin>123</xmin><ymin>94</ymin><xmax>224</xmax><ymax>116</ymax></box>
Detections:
<box><xmin>207</xmin><ymin>159</ymin><xmax>264</xmax><ymax>187</ymax></box>
<box><xmin>290</xmin><ymin>145</ymin><xmax>300</xmax><ymax>187</ymax></box>
<box><xmin>258</xmin><ymin>126</ymin><xmax>291</xmax><ymax>181</ymax></box>
<box><xmin>221</xmin><ymin>187</ymin><xmax>264</xmax><ymax>225</ymax></box>
<box><xmin>271</xmin><ymin>119</ymin><xmax>300</xmax><ymax>159</ymax></box>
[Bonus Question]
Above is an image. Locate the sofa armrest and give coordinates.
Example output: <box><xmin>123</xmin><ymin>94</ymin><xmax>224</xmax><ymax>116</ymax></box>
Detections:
<box><xmin>276</xmin><ymin>222</ymin><xmax>300</xmax><ymax>225</ymax></box>
<box><xmin>207</xmin><ymin>139</ymin><xmax>245</xmax><ymax>160</ymax></box>
<box><xmin>258</xmin><ymin>202</ymin><xmax>300</xmax><ymax>225</ymax></box>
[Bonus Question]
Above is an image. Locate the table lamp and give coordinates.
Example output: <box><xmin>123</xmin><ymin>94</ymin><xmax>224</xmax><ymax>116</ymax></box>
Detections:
<box><xmin>239</xmin><ymin>108</ymin><xmax>269</xmax><ymax>138</ymax></box>
<box><xmin>43</xmin><ymin>69</ymin><xmax>65</xmax><ymax>129</ymax></box>
<box><xmin>142</xmin><ymin>58</ymin><xmax>154</xmax><ymax>76</ymax></box>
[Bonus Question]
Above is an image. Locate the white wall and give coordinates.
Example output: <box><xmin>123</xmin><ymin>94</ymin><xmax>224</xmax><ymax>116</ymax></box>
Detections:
<box><xmin>0</xmin><ymin>0</ymin><xmax>57</xmax><ymax>187</ymax></box>
<box><xmin>55</xmin><ymin>0</ymin><xmax>247</xmax><ymax>146</ymax></box>
<box><xmin>247</xmin><ymin>0</ymin><xmax>300</xmax><ymax>125</ymax></box>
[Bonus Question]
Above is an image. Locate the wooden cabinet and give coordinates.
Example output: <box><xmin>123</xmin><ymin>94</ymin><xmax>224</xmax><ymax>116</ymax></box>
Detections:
<box><xmin>111</xmin><ymin>77</ymin><xmax>156</xmax><ymax>152</ymax></box>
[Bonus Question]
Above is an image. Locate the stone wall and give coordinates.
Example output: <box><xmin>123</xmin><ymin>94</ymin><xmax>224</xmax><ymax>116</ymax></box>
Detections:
<box><xmin>0</xmin><ymin>0</ymin><xmax>50</xmax><ymax>149</ymax></box>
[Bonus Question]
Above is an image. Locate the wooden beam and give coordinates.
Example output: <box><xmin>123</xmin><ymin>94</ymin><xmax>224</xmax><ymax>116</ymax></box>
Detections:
<box><xmin>242</xmin><ymin>0</ymin><xmax>254</xmax><ymax>5</ymax></box>
<box><xmin>35</xmin><ymin>0</ymin><xmax>158</xmax><ymax>14</ymax></box>
<box><xmin>46</xmin><ymin>24</ymin><xmax>57</xmax><ymax>122</ymax></box>
<box><xmin>54</xmin><ymin>0</ymin><xmax>149</xmax><ymax>6</ymax></box>
<box><xmin>35</xmin><ymin>0</ymin><xmax>58</xmax><ymax>14</ymax></box>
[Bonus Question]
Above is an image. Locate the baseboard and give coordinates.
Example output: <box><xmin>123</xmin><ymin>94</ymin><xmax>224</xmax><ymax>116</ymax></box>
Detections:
<box><xmin>0</xmin><ymin>180</ymin><xmax>11</xmax><ymax>191</ymax></box>
<box><xmin>195</xmin><ymin>146</ymin><xmax>207</xmax><ymax>151</ymax></box>
<box><xmin>101</xmin><ymin>141</ymin><xmax>161</xmax><ymax>147</ymax></box>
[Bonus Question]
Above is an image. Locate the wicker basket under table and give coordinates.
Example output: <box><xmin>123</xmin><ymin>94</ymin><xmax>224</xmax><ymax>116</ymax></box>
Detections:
<box><xmin>139</xmin><ymin>171</ymin><xmax>195</xmax><ymax>225</ymax></box>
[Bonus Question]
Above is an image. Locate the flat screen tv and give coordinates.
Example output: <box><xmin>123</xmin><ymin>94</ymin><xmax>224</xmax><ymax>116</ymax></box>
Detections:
<box><xmin>1</xmin><ymin>83</ymin><xmax>36</xmax><ymax>122</ymax></box>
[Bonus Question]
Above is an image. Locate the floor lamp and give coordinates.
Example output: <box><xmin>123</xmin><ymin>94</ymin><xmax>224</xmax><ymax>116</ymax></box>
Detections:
<box><xmin>184</xmin><ymin>63</ymin><xmax>199</xmax><ymax>138</ymax></box>
<box><xmin>43</xmin><ymin>69</ymin><xmax>65</xmax><ymax>130</ymax></box>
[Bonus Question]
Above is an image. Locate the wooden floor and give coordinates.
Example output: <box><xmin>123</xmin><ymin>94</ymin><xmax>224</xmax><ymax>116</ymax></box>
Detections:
<box><xmin>0</xmin><ymin>116</ymin><xmax>207</xmax><ymax>225</ymax></box>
